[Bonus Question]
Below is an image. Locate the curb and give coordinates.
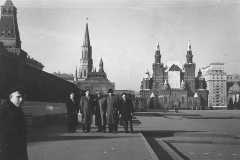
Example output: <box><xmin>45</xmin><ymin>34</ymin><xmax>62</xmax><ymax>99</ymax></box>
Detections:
<box><xmin>165</xmin><ymin>139</ymin><xmax>240</xmax><ymax>145</ymax></box>
<box><xmin>173</xmin><ymin>133</ymin><xmax>235</xmax><ymax>138</ymax></box>
<box><xmin>138</xmin><ymin>133</ymin><xmax>159</xmax><ymax>160</ymax></box>
<box><xmin>157</xmin><ymin>139</ymin><xmax>184</xmax><ymax>160</ymax></box>
<box><xmin>139</xmin><ymin>133</ymin><xmax>184</xmax><ymax>160</ymax></box>
<box><xmin>183</xmin><ymin>116</ymin><xmax>240</xmax><ymax>119</ymax></box>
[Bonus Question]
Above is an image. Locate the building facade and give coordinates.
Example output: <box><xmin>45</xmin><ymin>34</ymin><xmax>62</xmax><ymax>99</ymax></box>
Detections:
<box><xmin>74</xmin><ymin>23</ymin><xmax>115</xmax><ymax>94</ymax></box>
<box><xmin>201</xmin><ymin>63</ymin><xmax>227</xmax><ymax>109</ymax></box>
<box><xmin>140</xmin><ymin>41</ymin><xmax>208</xmax><ymax>109</ymax></box>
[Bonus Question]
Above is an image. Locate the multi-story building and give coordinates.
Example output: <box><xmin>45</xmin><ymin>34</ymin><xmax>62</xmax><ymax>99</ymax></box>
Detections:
<box><xmin>202</xmin><ymin>63</ymin><xmax>227</xmax><ymax>109</ymax></box>
<box><xmin>140</xmin><ymin>41</ymin><xmax>208</xmax><ymax>109</ymax></box>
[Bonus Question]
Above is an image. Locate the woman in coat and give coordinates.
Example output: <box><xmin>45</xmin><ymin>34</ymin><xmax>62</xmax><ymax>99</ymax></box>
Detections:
<box><xmin>119</xmin><ymin>93</ymin><xmax>134</xmax><ymax>133</ymax></box>
<box><xmin>80</xmin><ymin>90</ymin><xmax>94</xmax><ymax>133</ymax></box>
<box><xmin>66</xmin><ymin>91</ymin><xmax>79</xmax><ymax>133</ymax></box>
<box><xmin>94</xmin><ymin>92</ymin><xmax>107</xmax><ymax>133</ymax></box>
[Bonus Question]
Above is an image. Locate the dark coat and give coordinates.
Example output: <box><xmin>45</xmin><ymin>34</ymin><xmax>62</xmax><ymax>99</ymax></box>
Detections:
<box><xmin>119</xmin><ymin>98</ymin><xmax>134</xmax><ymax>121</ymax></box>
<box><xmin>0</xmin><ymin>100</ymin><xmax>28</xmax><ymax>160</ymax></box>
<box><xmin>103</xmin><ymin>95</ymin><xmax>119</xmax><ymax>125</ymax></box>
<box><xmin>94</xmin><ymin>97</ymin><xmax>107</xmax><ymax>126</ymax></box>
<box><xmin>66</xmin><ymin>98</ymin><xmax>79</xmax><ymax>126</ymax></box>
<box><xmin>80</xmin><ymin>96</ymin><xmax>94</xmax><ymax>124</ymax></box>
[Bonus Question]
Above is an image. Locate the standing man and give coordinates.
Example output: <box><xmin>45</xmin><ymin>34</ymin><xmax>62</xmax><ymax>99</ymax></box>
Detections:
<box><xmin>80</xmin><ymin>90</ymin><xmax>94</xmax><ymax>133</ymax></box>
<box><xmin>0</xmin><ymin>87</ymin><xmax>28</xmax><ymax>160</ymax></box>
<box><xmin>104</xmin><ymin>89</ymin><xmax>119</xmax><ymax>133</ymax></box>
<box><xmin>94</xmin><ymin>91</ymin><xmax>107</xmax><ymax>133</ymax></box>
<box><xmin>119</xmin><ymin>93</ymin><xmax>134</xmax><ymax>133</ymax></box>
<box><xmin>66</xmin><ymin>90</ymin><xmax>79</xmax><ymax>133</ymax></box>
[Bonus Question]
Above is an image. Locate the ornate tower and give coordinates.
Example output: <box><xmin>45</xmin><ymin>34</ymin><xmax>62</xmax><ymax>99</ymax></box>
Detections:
<box><xmin>183</xmin><ymin>40</ymin><xmax>196</xmax><ymax>95</ymax></box>
<box><xmin>152</xmin><ymin>41</ymin><xmax>164</xmax><ymax>93</ymax></box>
<box><xmin>79</xmin><ymin>23</ymin><xmax>93</xmax><ymax>79</ymax></box>
<box><xmin>155</xmin><ymin>41</ymin><xmax>161</xmax><ymax>63</ymax></box>
<box><xmin>0</xmin><ymin>0</ymin><xmax>21</xmax><ymax>49</ymax></box>
<box><xmin>98</xmin><ymin>58</ymin><xmax>104</xmax><ymax>72</ymax></box>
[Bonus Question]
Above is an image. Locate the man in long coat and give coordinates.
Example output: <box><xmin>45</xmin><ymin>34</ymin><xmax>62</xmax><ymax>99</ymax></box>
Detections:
<box><xmin>0</xmin><ymin>87</ymin><xmax>28</xmax><ymax>160</ymax></box>
<box><xmin>94</xmin><ymin>92</ymin><xmax>107</xmax><ymax>133</ymax></box>
<box><xmin>119</xmin><ymin>93</ymin><xmax>134</xmax><ymax>133</ymax></box>
<box><xmin>66</xmin><ymin>90</ymin><xmax>79</xmax><ymax>133</ymax></box>
<box><xmin>80</xmin><ymin>90</ymin><xmax>94</xmax><ymax>133</ymax></box>
<box><xmin>104</xmin><ymin>89</ymin><xmax>119</xmax><ymax>133</ymax></box>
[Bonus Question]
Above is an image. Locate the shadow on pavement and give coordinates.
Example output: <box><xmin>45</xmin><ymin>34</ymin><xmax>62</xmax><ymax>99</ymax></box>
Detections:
<box><xmin>134</xmin><ymin>112</ymin><xmax>201</xmax><ymax>117</ymax></box>
<box><xmin>141</xmin><ymin>130</ymin><xmax>205</xmax><ymax>138</ymax></box>
<box><xmin>28</xmin><ymin>123</ymin><xmax>139</xmax><ymax>143</ymax></box>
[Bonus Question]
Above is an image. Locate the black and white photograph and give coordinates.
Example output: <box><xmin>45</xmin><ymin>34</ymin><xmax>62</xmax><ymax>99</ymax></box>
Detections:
<box><xmin>0</xmin><ymin>0</ymin><xmax>240</xmax><ymax>159</ymax></box>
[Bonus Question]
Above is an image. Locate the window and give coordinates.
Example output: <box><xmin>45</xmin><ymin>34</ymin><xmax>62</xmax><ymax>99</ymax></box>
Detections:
<box><xmin>7</xmin><ymin>30</ymin><xmax>11</xmax><ymax>36</ymax></box>
<box><xmin>189</xmin><ymin>100</ymin><xmax>192</xmax><ymax>106</ymax></box>
<box><xmin>182</xmin><ymin>97</ymin><xmax>185</xmax><ymax>104</ymax></box>
<box><xmin>164</xmin><ymin>97</ymin><xmax>167</xmax><ymax>104</ymax></box>
<box><xmin>1</xmin><ymin>30</ymin><xmax>5</xmax><ymax>36</ymax></box>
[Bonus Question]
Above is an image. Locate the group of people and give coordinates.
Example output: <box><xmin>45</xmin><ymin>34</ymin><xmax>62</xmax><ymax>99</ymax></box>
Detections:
<box><xmin>66</xmin><ymin>88</ymin><xmax>134</xmax><ymax>134</ymax></box>
<box><xmin>0</xmin><ymin>87</ymin><xmax>134</xmax><ymax>160</ymax></box>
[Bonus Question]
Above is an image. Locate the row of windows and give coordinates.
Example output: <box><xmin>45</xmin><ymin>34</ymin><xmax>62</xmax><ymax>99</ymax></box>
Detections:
<box><xmin>1</xmin><ymin>30</ymin><xmax>12</xmax><ymax>37</ymax></box>
<box><xmin>2</xmin><ymin>9</ymin><xmax>13</xmax><ymax>14</ymax></box>
<box><xmin>213</xmin><ymin>77</ymin><xmax>223</xmax><ymax>79</ymax></box>
<box><xmin>212</xmin><ymin>83</ymin><xmax>224</xmax><ymax>85</ymax></box>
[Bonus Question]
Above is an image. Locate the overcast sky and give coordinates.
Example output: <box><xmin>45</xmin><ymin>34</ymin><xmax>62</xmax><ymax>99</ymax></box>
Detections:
<box><xmin>1</xmin><ymin>0</ymin><xmax>240</xmax><ymax>91</ymax></box>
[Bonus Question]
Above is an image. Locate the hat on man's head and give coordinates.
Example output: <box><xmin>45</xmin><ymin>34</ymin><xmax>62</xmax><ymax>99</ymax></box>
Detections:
<box><xmin>85</xmin><ymin>89</ymin><xmax>90</xmax><ymax>93</ymax></box>
<box><xmin>107</xmin><ymin>89</ymin><xmax>114</xmax><ymax>93</ymax></box>
<box><xmin>122</xmin><ymin>93</ymin><xmax>127</xmax><ymax>96</ymax></box>
<box><xmin>9</xmin><ymin>86</ymin><xmax>27</xmax><ymax>95</ymax></box>
<box><xmin>69</xmin><ymin>89</ymin><xmax>75</xmax><ymax>94</ymax></box>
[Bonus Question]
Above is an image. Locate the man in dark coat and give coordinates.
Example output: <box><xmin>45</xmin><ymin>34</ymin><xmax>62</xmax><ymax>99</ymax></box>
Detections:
<box><xmin>103</xmin><ymin>89</ymin><xmax>119</xmax><ymax>133</ymax></box>
<box><xmin>0</xmin><ymin>87</ymin><xmax>28</xmax><ymax>160</ymax></box>
<box><xmin>94</xmin><ymin>92</ymin><xmax>107</xmax><ymax>133</ymax></box>
<box><xmin>80</xmin><ymin>90</ymin><xmax>94</xmax><ymax>133</ymax></box>
<box><xmin>66</xmin><ymin>90</ymin><xmax>79</xmax><ymax>133</ymax></box>
<box><xmin>119</xmin><ymin>93</ymin><xmax>134</xmax><ymax>133</ymax></box>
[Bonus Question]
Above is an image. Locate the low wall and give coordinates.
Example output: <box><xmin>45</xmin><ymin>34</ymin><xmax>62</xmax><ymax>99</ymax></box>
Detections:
<box><xmin>1</xmin><ymin>99</ymin><xmax>67</xmax><ymax>127</ymax></box>
<box><xmin>1</xmin><ymin>99</ymin><xmax>67</xmax><ymax>116</ymax></box>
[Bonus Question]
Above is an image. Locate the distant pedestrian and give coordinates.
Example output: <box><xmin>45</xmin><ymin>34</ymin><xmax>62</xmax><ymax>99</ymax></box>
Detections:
<box><xmin>104</xmin><ymin>89</ymin><xmax>119</xmax><ymax>133</ymax></box>
<box><xmin>80</xmin><ymin>90</ymin><xmax>94</xmax><ymax>133</ymax></box>
<box><xmin>119</xmin><ymin>93</ymin><xmax>134</xmax><ymax>133</ymax></box>
<box><xmin>66</xmin><ymin>90</ymin><xmax>79</xmax><ymax>133</ymax></box>
<box><xmin>94</xmin><ymin>91</ymin><xmax>107</xmax><ymax>133</ymax></box>
<box><xmin>0</xmin><ymin>86</ymin><xmax>28</xmax><ymax>160</ymax></box>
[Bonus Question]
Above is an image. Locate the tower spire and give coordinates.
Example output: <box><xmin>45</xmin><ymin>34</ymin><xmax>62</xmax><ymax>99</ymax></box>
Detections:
<box><xmin>187</xmin><ymin>39</ymin><xmax>191</xmax><ymax>51</ymax></box>
<box><xmin>98</xmin><ymin>58</ymin><xmax>104</xmax><ymax>72</ymax></box>
<box><xmin>154</xmin><ymin>41</ymin><xmax>161</xmax><ymax>63</ymax></box>
<box><xmin>156</xmin><ymin>41</ymin><xmax>160</xmax><ymax>51</ymax></box>
<box><xmin>4</xmin><ymin>0</ymin><xmax>14</xmax><ymax>6</ymax></box>
<box><xmin>83</xmin><ymin>23</ymin><xmax>91</xmax><ymax>47</ymax></box>
<box><xmin>74</xmin><ymin>66</ymin><xmax>78</xmax><ymax>82</ymax></box>
<box><xmin>186</xmin><ymin>40</ymin><xmax>193</xmax><ymax>63</ymax></box>
<box><xmin>79</xmin><ymin>22</ymin><xmax>93</xmax><ymax>78</ymax></box>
